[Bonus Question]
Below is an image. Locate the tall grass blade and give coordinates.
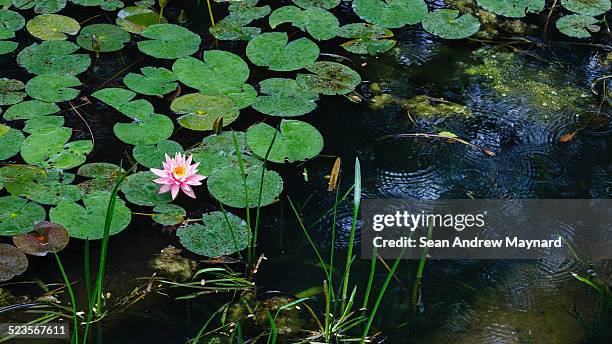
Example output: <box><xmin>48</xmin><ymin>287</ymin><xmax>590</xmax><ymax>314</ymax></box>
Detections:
<box><xmin>342</xmin><ymin>158</ymin><xmax>361</xmax><ymax>307</ymax></box>
<box><xmin>54</xmin><ymin>253</ymin><xmax>79</xmax><ymax>344</ymax></box>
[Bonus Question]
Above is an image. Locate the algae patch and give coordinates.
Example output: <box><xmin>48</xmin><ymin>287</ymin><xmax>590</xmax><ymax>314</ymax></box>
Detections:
<box><xmin>369</xmin><ymin>85</ymin><xmax>471</xmax><ymax>118</ymax></box>
<box><xmin>464</xmin><ymin>48</ymin><xmax>591</xmax><ymax>114</ymax></box>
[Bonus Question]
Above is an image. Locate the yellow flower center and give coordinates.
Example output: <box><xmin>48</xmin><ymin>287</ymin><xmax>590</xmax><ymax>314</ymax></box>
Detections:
<box><xmin>173</xmin><ymin>165</ymin><xmax>187</xmax><ymax>178</ymax></box>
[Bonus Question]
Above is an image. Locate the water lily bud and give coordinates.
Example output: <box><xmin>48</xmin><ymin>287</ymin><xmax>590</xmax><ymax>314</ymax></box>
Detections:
<box><xmin>91</xmin><ymin>35</ymin><xmax>101</xmax><ymax>56</ymax></box>
<box><xmin>158</xmin><ymin>0</ymin><xmax>169</xmax><ymax>8</ymax></box>
<box><xmin>178</xmin><ymin>9</ymin><xmax>187</xmax><ymax>24</ymax></box>
<box><xmin>213</xmin><ymin>117</ymin><xmax>223</xmax><ymax>134</ymax></box>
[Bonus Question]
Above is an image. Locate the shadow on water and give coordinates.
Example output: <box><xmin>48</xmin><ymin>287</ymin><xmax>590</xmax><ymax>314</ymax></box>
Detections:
<box><xmin>1</xmin><ymin>1</ymin><xmax>611</xmax><ymax>343</ymax></box>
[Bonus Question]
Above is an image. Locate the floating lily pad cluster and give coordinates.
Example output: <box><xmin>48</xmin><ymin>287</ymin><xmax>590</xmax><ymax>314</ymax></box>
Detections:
<box><xmin>0</xmin><ymin>0</ymin><xmax>609</xmax><ymax>276</ymax></box>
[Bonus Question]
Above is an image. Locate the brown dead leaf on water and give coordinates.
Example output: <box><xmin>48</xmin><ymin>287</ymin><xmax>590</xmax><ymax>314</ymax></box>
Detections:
<box><xmin>559</xmin><ymin>131</ymin><xmax>577</xmax><ymax>143</ymax></box>
<box><xmin>327</xmin><ymin>157</ymin><xmax>341</xmax><ymax>192</ymax></box>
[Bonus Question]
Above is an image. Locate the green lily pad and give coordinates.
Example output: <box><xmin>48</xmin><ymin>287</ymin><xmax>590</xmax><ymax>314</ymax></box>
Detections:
<box><xmin>0</xmin><ymin>41</ymin><xmax>17</xmax><ymax>54</ymax></box>
<box><xmin>269</xmin><ymin>6</ymin><xmax>339</xmax><ymax>41</ymax></box>
<box><xmin>338</xmin><ymin>23</ymin><xmax>396</xmax><ymax>55</ymax></box>
<box><xmin>293</xmin><ymin>0</ymin><xmax>340</xmax><ymax>9</ymax></box>
<box><xmin>71</xmin><ymin>0</ymin><xmax>124</xmax><ymax>11</ymax></box>
<box><xmin>77</xmin><ymin>163</ymin><xmax>125</xmax><ymax>193</ymax></box>
<box><xmin>208</xmin><ymin>166</ymin><xmax>283</xmax><ymax>208</ymax></box>
<box><xmin>246</xmin><ymin>120</ymin><xmax>323</xmax><ymax>163</ymax></box>
<box><xmin>17</xmin><ymin>41</ymin><xmax>90</xmax><ymax>75</ymax></box>
<box><xmin>13</xmin><ymin>0</ymin><xmax>67</xmax><ymax>14</ymax></box>
<box><xmin>114</xmin><ymin>113</ymin><xmax>174</xmax><ymax>145</ymax></box>
<box><xmin>0</xmin><ymin>10</ymin><xmax>25</xmax><ymax>37</ymax></box>
<box><xmin>209</xmin><ymin>19</ymin><xmax>261</xmax><ymax>41</ymax></box>
<box><xmin>187</xmin><ymin>131</ymin><xmax>263</xmax><ymax>176</ymax></box>
<box><xmin>25</xmin><ymin>74</ymin><xmax>81</xmax><ymax>102</ymax></box>
<box><xmin>77</xmin><ymin>24</ymin><xmax>131</xmax><ymax>52</ymax></box>
<box><xmin>138</xmin><ymin>24</ymin><xmax>201</xmax><ymax>59</ymax></box>
<box><xmin>3</xmin><ymin>100</ymin><xmax>60</xmax><ymax>120</ymax></box>
<box><xmin>176</xmin><ymin>211</ymin><xmax>249</xmax><ymax>257</ymax></box>
<box><xmin>0</xmin><ymin>196</ymin><xmax>46</xmax><ymax>236</ymax></box>
<box><xmin>23</xmin><ymin>116</ymin><xmax>64</xmax><ymax>133</ymax></box>
<box><xmin>26</xmin><ymin>14</ymin><xmax>80</xmax><ymax>40</ymax></box>
<box><xmin>252</xmin><ymin>78</ymin><xmax>319</xmax><ymax>117</ymax></box>
<box><xmin>20</xmin><ymin>126</ymin><xmax>93</xmax><ymax>170</ymax></box>
<box><xmin>226</xmin><ymin>0</ymin><xmax>271</xmax><ymax>22</ymax></box>
<box><xmin>91</xmin><ymin>87</ymin><xmax>136</xmax><ymax>108</ymax></box>
<box><xmin>296</xmin><ymin>61</ymin><xmax>361</xmax><ymax>95</ymax></box>
<box><xmin>117</xmin><ymin>6</ymin><xmax>166</xmax><ymax>34</ymax></box>
<box><xmin>556</xmin><ymin>14</ymin><xmax>599</xmax><ymax>38</ymax></box>
<box><xmin>561</xmin><ymin>0</ymin><xmax>610</xmax><ymax>16</ymax></box>
<box><xmin>50</xmin><ymin>191</ymin><xmax>131</xmax><ymax>240</ymax></box>
<box><xmin>171</xmin><ymin>93</ymin><xmax>239</xmax><ymax>131</ymax></box>
<box><xmin>0</xmin><ymin>243</ymin><xmax>28</xmax><ymax>282</ymax></box>
<box><xmin>477</xmin><ymin>0</ymin><xmax>545</xmax><ymax>17</ymax></box>
<box><xmin>0</xmin><ymin>166</ymin><xmax>81</xmax><ymax>205</ymax></box>
<box><xmin>173</xmin><ymin>51</ymin><xmax>254</xmax><ymax>108</ymax></box>
<box><xmin>123</xmin><ymin>67</ymin><xmax>177</xmax><ymax>96</ymax></box>
<box><xmin>0</xmin><ymin>124</ymin><xmax>7</xmax><ymax>136</ymax></box>
<box><xmin>152</xmin><ymin>204</ymin><xmax>186</xmax><ymax>225</ymax></box>
<box><xmin>422</xmin><ymin>9</ymin><xmax>481</xmax><ymax>39</ymax></box>
<box><xmin>246</xmin><ymin>32</ymin><xmax>319</xmax><ymax>71</ymax></box>
<box><xmin>0</xmin><ymin>78</ymin><xmax>25</xmax><ymax>105</ymax></box>
<box><xmin>352</xmin><ymin>0</ymin><xmax>428</xmax><ymax>28</ymax></box>
<box><xmin>120</xmin><ymin>171</ymin><xmax>172</xmax><ymax>206</ymax></box>
<box><xmin>133</xmin><ymin>140</ymin><xmax>184</xmax><ymax>169</ymax></box>
<box><xmin>0</xmin><ymin>127</ymin><xmax>25</xmax><ymax>160</ymax></box>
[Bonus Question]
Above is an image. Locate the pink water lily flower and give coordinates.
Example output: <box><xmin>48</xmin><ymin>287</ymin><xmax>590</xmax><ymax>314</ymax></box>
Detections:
<box><xmin>151</xmin><ymin>153</ymin><xmax>206</xmax><ymax>199</ymax></box>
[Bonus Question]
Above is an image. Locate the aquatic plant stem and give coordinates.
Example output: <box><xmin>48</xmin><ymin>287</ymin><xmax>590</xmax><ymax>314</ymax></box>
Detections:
<box><xmin>360</xmin><ymin>249</ymin><xmax>404</xmax><ymax>344</ymax></box>
<box><xmin>206</xmin><ymin>0</ymin><xmax>215</xmax><ymax>26</ymax></box>
<box><xmin>54</xmin><ymin>252</ymin><xmax>79</xmax><ymax>344</ymax></box>
<box><xmin>411</xmin><ymin>224</ymin><xmax>433</xmax><ymax>319</ymax></box>
<box><xmin>231</xmin><ymin>132</ymin><xmax>252</xmax><ymax>264</ymax></box>
<box><xmin>362</xmin><ymin>247</ymin><xmax>377</xmax><ymax>310</ymax></box>
<box><xmin>341</xmin><ymin>158</ymin><xmax>361</xmax><ymax>309</ymax></box>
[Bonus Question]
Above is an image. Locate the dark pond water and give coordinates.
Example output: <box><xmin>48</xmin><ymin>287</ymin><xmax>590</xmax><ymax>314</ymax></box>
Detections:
<box><xmin>1</xmin><ymin>1</ymin><xmax>611</xmax><ymax>343</ymax></box>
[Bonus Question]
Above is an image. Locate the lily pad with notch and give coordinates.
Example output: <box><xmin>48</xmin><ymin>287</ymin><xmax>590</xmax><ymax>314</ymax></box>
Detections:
<box><xmin>246</xmin><ymin>32</ymin><xmax>320</xmax><ymax>72</ymax></box>
<box><xmin>477</xmin><ymin>0</ymin><xmax>545</xmax><ymax>17</ymax></box>
<box><xmin>173</xmin><ymin>51</ymin><xmax>255</xmax><ymax>108</ymax></box>
<box><xmin>0</xmin><ymin>9</ymin><xmax>25</xmax><ymax>38</ymax></box>
<box><xmin>26</xmin><ymin>14</ymin><xmax>80</xmax><ymax>40</ymax></box>
<box><xmin>77</xmin><ymin>23</ymin><xmax>131</xmax><ymax>52</ymax></box>
<box><xmin>13</xmin><ymin>0</ymin><xmax>67</xmax><ymax>14</ymax></box>
<box><xmin>3</xmin><ymin>100</ymin><xmax>60</xmax><ymax>120</ymax></box>
<box><xmin>421</xmin><ymin>9</ymin><xmax>481</xmax><ymax>40</ymax></box>
<box><xmin>113</xmin><ymin>112</ymin><xmax>174</xmax><ymax>145</ymax></box>
<box><xmin>0</xmin><ymin>166</ymin><xmax>81</xmax><ymax>205</ymax></box>
<box><xmin>117</xmin><ymin>6</ymin><xmax>166</xmax><ymax>34</ymax></box>
<box><xmin>296</xmin><ymin>61</ymin><xmax>361</xmax><ymax>95</ymax></box>
<box><xmin>338</xmin><ymin>23</ymin><xmax>396</xmax><ymax>55</ymax></box>
<box><xmin>246</xmin><ymin>120</ymin><xmax>323</xmax><ymax>163</ymax></box>
<box><xmin>0</xmin><ymin>125</ymin><xmax>24</xmax><ymax>160</ymax></box>
<box><xmin>293</xmin><ymin>0</ymin><xmax>340</xmax><ymax>9</ymax></box>
<box><xmin>50</xmin><ymin>190</ymin><xmax>131</xmax><ymax>240</ymax></box>
<box><xmin>0</xmin><ymin>196</ymin><xmax>46</xmax><ymax>236</ymax></box>
<box><xmin>186</xmin><ymin>131</ymin><xmax>263</xmax><ymax>176</ymax></box>
<box><xmin>77</xmin><ymin>163</ymin><xmax>125</xmax><ymax>193</ymax></box>
<box><xmin>252</xmin><ymin>78</ymin><xmax>319</xmax><ymax>117</ymax></box>
<box><xmin>171</xmin><ymin>93</ymin><xmax>240</xmax><ymax>131</ymax></box>
<box><xmin>0</xmin><ymin>78</ymin><xmax>25</xmax><ymax>105</ymax></box>
<box><xmin>137</xmin><ymin>24</ymin><xmax>201</xmax><ymax>59</ymax></box>
<box><xmin>120</xmin><ymin>171</ymin><xmax>172</xmax><ymax>206</ymax></box>
<box><xmin>12</xmin><ymin>221</ymin><xmax>69</xmax><ymax>256</ymax></box>
<box><xmin>17</xmin><ymin>40</ymin><xmax>90</xmax><ymax>75</ymax></box>
<box><xmin>23</xmin><ymin>116</ymin><xmax>64</xmax><ymax>133</ymax></box>
<box><xmin>20</xmin><ymin>126</ymin><xmax>93</xmax><ymax>170</ymax></box>
<box><xmin>269</xmin><ymin>6</ymin><xmax>339</xmax><ymax>41</ymax></box>
<box><xmin>561</xmin><ymin>0</ymin><xmax>610</xmax><ymax>16</ymax></box>
<box><xmin>207</xmin><ymin>165</ymin><xmax>283</xmax><ymax>208</ymax></box>
<box><xmin>152</xmin><ymin>204</ymin><xmax>186</xmax><ymax>225</ymax></box>
<box><xmin>556</xmin><ymin>14</ymin><xmax>599</xmax><ymax>38</ymax></box>
<box><xmin>352</xmin><ymin>0</ymin><xmax>428</xmax><ymax>28</ymax></box>
<box><xmin>123</xmin><ymin>67</ymin><xmax>178</xmax><ymax>96</ymax></box>
<box><xmin>133</xmin><ymin>140</ymin><xmax>184</xmax><ymax>169</ymax></box>
<box><xmin>0</xmin><ymin>243</ymin><xmax>28</xmax><ymax>282</ymax></box>
<box><xmin>176</xmin><ymin>211</ymin><xmax>249</xmax><ymax>257</ymax></box>
<box><xmin>25</xmin><ymin>74</ymin><xmax>81</xmax><ymax>102</ymax></box>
